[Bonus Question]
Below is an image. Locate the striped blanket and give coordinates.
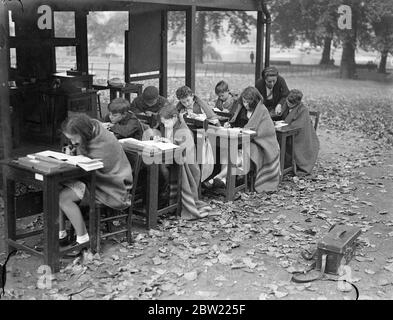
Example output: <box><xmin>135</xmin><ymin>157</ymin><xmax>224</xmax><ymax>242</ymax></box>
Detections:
<box><xmin>244</xmin><ymin>102</ymin><xmax>280</xmax><ymax>192</ymax></box>
<box><xmin>171</xmin><ymin>121</ymin><xmax>212</xmax><ymax>219</ymax></box>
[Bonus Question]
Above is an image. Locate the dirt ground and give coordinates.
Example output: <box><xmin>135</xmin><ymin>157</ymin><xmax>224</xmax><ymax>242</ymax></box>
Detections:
<box><xmin>1</xmin><ymin>124</ymin><xmax>393</xmax><ymax>300</ymax></box>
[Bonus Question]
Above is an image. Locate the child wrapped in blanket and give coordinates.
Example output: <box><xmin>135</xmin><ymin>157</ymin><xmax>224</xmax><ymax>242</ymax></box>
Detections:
<box><xmin>209</xmin><ymin>87</ymin><xmax>280</xmax><ymax>193</ymax></box>
<box><xmin>157</xmin><ymin>102</ymin><xmax>216</xmax><ymax>219</ymax></box>
<box><xmin>280</xmin><ymin>89</ymin><xmax>319</xmax><ymax>175</ymax></box>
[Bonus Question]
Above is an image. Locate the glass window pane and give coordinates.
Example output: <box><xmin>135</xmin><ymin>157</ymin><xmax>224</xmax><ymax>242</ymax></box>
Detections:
<box><xmin>10</xmin><ymin>48</ymin><xmax>16</xmax><ymax>68</ymax></box>
<box><xmin>9</xmin><ymin>11</ymin><xmax>15</xmax><ymax>36</ymax></box>
<box><xmin>55</xmin><ymin>47</ymin><xmax>76</xmax><ymax>72</ymax></box>
<box><xmin>54</xmin><ymin>11</ymin><xmax>75</xmax><ymax>38</ymax></box>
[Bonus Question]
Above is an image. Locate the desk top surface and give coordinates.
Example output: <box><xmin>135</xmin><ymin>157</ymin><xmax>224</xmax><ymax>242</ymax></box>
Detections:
<box><xmin>1</xmin><ymin>159</ymin><xmax>90</xmax><ymax>177</ymax></box>
<box><xmin>53</xmin><ymin>72</ymin><xmax>94</xmax><ymax>78</ymax></box>
<box><xmin>275</xmin><ymin>125</ymin><xmax>301</xmax><ymax>133</ymax></box>
<box><xmin>93</xmin><ymin>83</ymin><xmax>143</xmax><ymax>90</ymax></box>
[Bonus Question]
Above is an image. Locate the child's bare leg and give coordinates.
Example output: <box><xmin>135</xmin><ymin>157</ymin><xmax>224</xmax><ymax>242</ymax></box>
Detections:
<box><xmin>58</xmin><ymin>210</ymin><xmax>67</xmax><ymax>239</ymax></box>
<box><xmin>214</xmin><ymin>164</ymin><xmax>228</xmax><ymax>180</ymax></box>
<box><xmin>59</xmin><ymin>188</ymin><xmax>87</xmax><ymax>237</ymax></box>
<box><xmin>210</xmin><ymin>152</ymin><xmax>228</xmax><ymax>183</ymax></box>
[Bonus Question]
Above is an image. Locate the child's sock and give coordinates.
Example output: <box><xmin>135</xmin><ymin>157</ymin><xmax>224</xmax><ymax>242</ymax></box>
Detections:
<box><xmin>76</xmin><ymin>233</ymin><xmax>90</xmax><ymax>244</ymax></box>
<box><xmin>59</xmin><ymin>230</ymin><xmax>67</xmax><ymax>240</ymax></box>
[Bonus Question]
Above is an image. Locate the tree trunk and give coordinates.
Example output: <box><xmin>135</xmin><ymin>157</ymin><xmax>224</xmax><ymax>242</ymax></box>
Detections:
<box><xmin>340</xmin><ymin>39</ymin><xmax>356</xmax><ymax>79</ymax></box>
<box><xmin>195</xmin><ymin>12</ymin><xmax>206</xmax><ymax>64</ymax></box>
<box><xmin>320</xmin><ymin>37</ymin><xmax>332</xmax><ymax>65</ymax></box>
<box><xmin>378</xmin><ymin>50</ymin><xmax>388</xmax><ymax>74</ymax></box>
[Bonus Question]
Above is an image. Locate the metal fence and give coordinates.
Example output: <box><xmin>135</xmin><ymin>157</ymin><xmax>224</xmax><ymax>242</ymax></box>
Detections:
<box><xmin>56</xmin><ymin>58</ymin><xmax>341</xmax><ymax>81</ymax></box>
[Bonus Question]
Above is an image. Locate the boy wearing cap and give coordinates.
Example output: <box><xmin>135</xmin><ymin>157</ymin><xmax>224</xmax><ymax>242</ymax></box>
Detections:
<box><xmin>129</xmin><ymin>86</ymin><xmax>168</xmax><ymax>116</ymax></box>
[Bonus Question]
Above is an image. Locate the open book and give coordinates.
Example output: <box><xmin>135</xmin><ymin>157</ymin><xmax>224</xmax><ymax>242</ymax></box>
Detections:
<box><xmin>119</xmin><ymin>138</ymin><xmax>179</xmax><ymax>151</ymax></box>
<box><xmin>274</xmin><ymin>121</ymin><xmax>288</xmax><ymax>128</ymax></box>
<box><xmin>28</xmin><ymin>150</ymin><xmax>103</xmax><ymax>171</ymax></box>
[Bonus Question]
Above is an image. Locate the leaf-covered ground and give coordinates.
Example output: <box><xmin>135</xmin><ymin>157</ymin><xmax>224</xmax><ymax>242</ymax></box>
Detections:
<box><xmin>0</xmin><ymin>74</ymin><xmax>392</xmax><ymax>300</ymax></box>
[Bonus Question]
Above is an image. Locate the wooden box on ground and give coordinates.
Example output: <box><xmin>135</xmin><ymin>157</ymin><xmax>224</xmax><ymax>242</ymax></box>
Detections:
<box><xmin>316</xmin><ymin>224</ymin><xmax>361</xmax><ymax>275</ymax></box>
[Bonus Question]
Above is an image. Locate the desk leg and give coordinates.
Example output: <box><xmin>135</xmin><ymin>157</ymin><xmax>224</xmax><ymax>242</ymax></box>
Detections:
<box><xmin>110</xmin><ymin>90</ymin><xmax>116</xmax><ymax>101</ymax></box>
<box><xmin>88</xmin><ymin>172</ymin><xmax>97</xmax><ymax>253</ymax></box>
<box><xmin>3</xmin><ymin>174</ymin><xmax>16</xmax><ymax>254</ymax></box>
<box><xmin>146</xmin><ymin>164</ymin><xmax>159</xmax><ymax>229</ymax></box>
<box><xmin>226</xmin><ymin>143</ymin><xmax>236</xmax><ymax>202</ymax></box>
<box><xmin>290</xmin><ymin>135</ymin><xmax>297</xmax><ymax>176</ymax></box>
<box><xmin>176</xmin><ymin>164</ymin><xmax>182</xmax><ymax>217</ymax></box>
<box><xmin>50</xmin><ymin>96</ymin><xmax>57</xmax><ymax>144</ymax></box>
<box><xmin>279</xmin><ymin>133</ymin><xmax>286</xmax><ymax>182</ymax></box>
<box><xmin>43</xmin><ymin>177</ymin><xmax>60</xmax><ymax>273</ymax></box>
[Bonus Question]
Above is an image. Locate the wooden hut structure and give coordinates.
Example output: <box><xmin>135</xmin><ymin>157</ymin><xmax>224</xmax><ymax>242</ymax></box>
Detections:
<box><xmin>0</xmin><ymin>0</ymin><xmax>271</xmax><ymax>158</ymax></box>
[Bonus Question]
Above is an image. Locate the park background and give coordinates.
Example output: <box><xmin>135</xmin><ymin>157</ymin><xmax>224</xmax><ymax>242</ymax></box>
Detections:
<box><xmin>1</xmin><ymin>0</ymin><xmax>393</xmax><ymax>300</ymax></box>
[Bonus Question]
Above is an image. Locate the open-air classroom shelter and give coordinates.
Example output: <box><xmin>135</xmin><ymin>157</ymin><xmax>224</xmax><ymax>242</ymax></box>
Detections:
<box><xmin>0</xmin><ymin>0</ymin><xmax>272</xmax><ymax>159</ymax></box>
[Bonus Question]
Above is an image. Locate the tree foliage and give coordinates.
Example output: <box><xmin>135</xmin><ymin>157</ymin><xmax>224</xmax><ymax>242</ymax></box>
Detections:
<box><xmin>168</xmin><ymin>11</ymin><xmax>256</xmax><ymax>63</ymax></box>
<box><xmin>54</xmin><ymin>12</ymin><xmax>128</xmax><ymax>56</ymax></box>
<box><xmin>269</xmin><ymin>0</ymin><xmax>393</xmax><ymax>77</ymax></box>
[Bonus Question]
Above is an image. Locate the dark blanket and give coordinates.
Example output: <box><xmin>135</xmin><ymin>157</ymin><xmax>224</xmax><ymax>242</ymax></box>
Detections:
<box><xmin>242</xmin><ymin>102</ymin><xmax>281</xmax><ymax>192</ymax></box>
<box><xmin>282</xmin><ymin>102</ymin><xmax>319</xmax><ymax>174</ymax></box>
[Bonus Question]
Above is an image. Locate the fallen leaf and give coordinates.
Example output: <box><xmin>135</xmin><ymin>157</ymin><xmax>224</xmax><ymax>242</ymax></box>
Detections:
<box><xmin>195</xmin><ymin>291</ymin><xmax>218</xmax><ymax>298</ymax></box>
<box><xmin>383</xmin><ymin>264</ymin><xmax>393</xmax><ymax>273</ymax></box>
<box><xmin>242</xmin><ymin>257</ymin><xmax>257</xmax><ymax>269</ymax></box>
<box><xmin>274</xmin><ymin>290</ymin><xmax>288</xmax><ymax>298</ymax></box>
<box><xmin>183</xmin><ymin>271</ymin><xmax>198</xmax><ymax>281</ymax></box>
<box><xmin>214</xmin><ymin>275</ymin><xmax>228</xmax><ymax>282</ymax></box>
<box><xmin>218</xmin><ymin>253</ymin><xmax>233</xmax><ymax>265</ymax></box>
<box><xmin>258</xmin><ymin>293</ymin><xmax>268</xmax><ymax>300</ymax></box>
<box><xmin>364</xmin><ymin>269</ymin><xmax>376</xmax><ymax>275</ymax></box>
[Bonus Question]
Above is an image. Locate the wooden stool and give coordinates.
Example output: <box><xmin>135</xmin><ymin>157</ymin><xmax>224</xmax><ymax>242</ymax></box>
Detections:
<box><xmin>275</xmin><ymin>126</ymin><xmax>301</xmax><ymax>182</ymax></box>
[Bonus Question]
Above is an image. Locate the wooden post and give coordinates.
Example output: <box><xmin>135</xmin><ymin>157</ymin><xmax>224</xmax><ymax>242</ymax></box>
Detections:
<box><xmin>160</xmin><ymin>10</ymin><xmax>168</xmax><ymax>97</ymax></box>
<box><xmin>0</xmin><ymin>3</ymin><xmax>12</xmax><ymax>159</ymax></box>
<box><xmin>185</xmin><ymin>6</ymin><xmax>196</xmax><ymax>92</ymax></box>
<box><xmin>255</xmin><ymin>10</ymin><xmax>264</xmax><ymax>85</ymax></box>
<box><xmin>124</xmin><ymin>10</ymin><xmax>131</xmax><ymax>83</ymax></box>
<box><xmin>75</xmin><ymin>11</ymin><xmax>89</xmax><ymax>74</ymax></box>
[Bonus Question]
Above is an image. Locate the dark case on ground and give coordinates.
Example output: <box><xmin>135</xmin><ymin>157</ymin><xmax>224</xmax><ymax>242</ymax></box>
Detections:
<box><xmin>316</xmin><ymin>224</ymin><xmax>361</xmax><ymax>275</ymax></box>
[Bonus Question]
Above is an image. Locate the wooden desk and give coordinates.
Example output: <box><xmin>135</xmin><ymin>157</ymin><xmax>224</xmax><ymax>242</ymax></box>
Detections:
<box><xmin>214</xmin><ymin>110</ymin><xmax>233</xmax><ymax>125</ymax></box>
<box><xmin>275</xmin><ymin>126</ymin><xmax>301</xmax><ymax>181</ymax></box>
<box><xmin>207</xmin><ymin>127</ymin><xmax>256</xmax><ymax>201</ymax></box>
<box><xmin>93</xmin><ymin>83</ymin><xmax>143</xmax><ymax>102</ymax></box>
<box><xmin>120</xmin><ymin>141</ymin><xmax>182</xmax><ymax>229</ymax></box>
<box><xmin>1</xmin><ymin>159</ymin><xmax>97</xmax><ymax>273</ymax></box>
<box><xmin>53</xmin><ymin>72</ymin><xmax>94</xmax><ymax>89</ymax></box>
